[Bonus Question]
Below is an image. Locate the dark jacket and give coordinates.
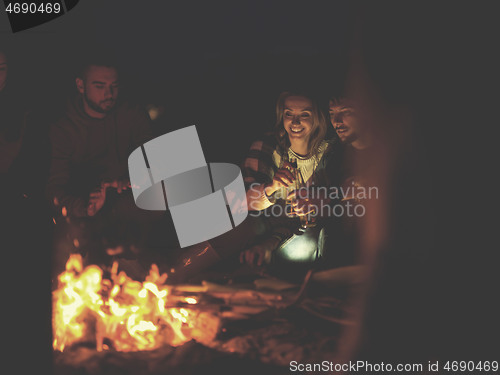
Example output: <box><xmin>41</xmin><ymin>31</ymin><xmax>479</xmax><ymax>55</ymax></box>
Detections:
<box><xmin>46</xmin><ymin>97</ymin><xmax>152</xmax><ymax>217</ymax></box>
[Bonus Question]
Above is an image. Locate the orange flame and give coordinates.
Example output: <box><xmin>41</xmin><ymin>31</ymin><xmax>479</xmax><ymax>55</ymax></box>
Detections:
<box><xmin>52</xmin><ymin>254</ymin><xmax>217</xmax><ymax>352</ymax></box>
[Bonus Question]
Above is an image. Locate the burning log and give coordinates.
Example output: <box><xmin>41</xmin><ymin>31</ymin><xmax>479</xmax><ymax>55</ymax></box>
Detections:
<box><xmin>52</xmin><ymin>254</ymin><xmax>221</xmax><ymax>352</ymax></box>
<box><xmin>52</xmin><ymin>255</ymin><xmax>301</xmax><ymax>353</ymax></box>
<box><xmin>53</xmin><ymin>254</ymin><xmax>354</xmax><ymax>374</ymax></box>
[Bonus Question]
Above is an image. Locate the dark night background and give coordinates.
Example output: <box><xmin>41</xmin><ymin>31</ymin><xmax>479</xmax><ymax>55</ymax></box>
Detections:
<box><xmin>1</xmin><ymin>1</ymin><xmax>498</xmax><ymax>373</ymax></box>
<box><xmin>1</xmin><ymin>1</ymin><xmax>354</xmax><ymax>166</ymax></box>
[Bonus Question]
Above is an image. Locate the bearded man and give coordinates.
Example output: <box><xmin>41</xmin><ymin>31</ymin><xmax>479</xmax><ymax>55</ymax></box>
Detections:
<box><xmin>47</xmin><ymin>55</ymin><xmax>165</xmax><ymax>273</ymax></box>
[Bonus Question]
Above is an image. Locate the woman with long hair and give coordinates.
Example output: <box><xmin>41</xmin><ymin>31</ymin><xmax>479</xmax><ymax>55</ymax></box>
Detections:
<box><xmin>240</xmin><ymin>91</ymin><xmax>341</xmax><ymax>270</ymax></box>
<box><xmin>164</xmin><ymin>91</ymin><xmax>342</xmax><ymax>283</ymax></box>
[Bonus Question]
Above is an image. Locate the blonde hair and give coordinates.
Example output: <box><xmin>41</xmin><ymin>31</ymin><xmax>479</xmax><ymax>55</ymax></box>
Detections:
<box><xmin>274</xmin><ymin>91</ymin><xmax>327</xmax><ymax>158</ymax></box>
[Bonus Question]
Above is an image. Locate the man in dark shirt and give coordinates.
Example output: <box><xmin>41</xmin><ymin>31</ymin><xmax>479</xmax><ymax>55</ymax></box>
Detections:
<box><xmin>321</xmin><ymin>96</ymin><xmax>373</xmax><ymax>268</ymax></box>
<box><xmin>47</xmin><ymin>57</ymin><xmax>161</xmax><ymax>273</ymax></box>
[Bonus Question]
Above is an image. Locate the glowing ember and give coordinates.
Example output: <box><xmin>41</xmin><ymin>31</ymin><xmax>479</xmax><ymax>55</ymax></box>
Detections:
<box><xmin>53</xmin><ymin>254</ymin><xmax>218</xmax><ymax>352</ymax></box>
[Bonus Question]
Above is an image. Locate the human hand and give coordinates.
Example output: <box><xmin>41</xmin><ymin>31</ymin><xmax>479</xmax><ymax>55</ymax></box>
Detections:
<box><xmin>287</xmin><ymin>188</ymin><xmax>329</xmax><ymax>216</ymax></box>
<box><xmin>265</xmin><ymin>160</ymin><xmax>296</xmax><ymax>196</ymax></box>
<box><xmin>87</xmin><ymin>184</ymin><xmax>107</xmax><ymax>216</ymax></box>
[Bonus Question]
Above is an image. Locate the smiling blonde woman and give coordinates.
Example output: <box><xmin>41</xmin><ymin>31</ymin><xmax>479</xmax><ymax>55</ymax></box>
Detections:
<box><xmin>240</xmin><ymin>91</ymin><xmax>343</xmax><ymax>269</ymax></box>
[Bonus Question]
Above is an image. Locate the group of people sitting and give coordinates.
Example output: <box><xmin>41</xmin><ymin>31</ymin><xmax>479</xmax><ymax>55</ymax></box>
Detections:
<box><xmin>1</xmin><ymin>48</ymin><xmax>372</xmax><ymax>284</ymax></box>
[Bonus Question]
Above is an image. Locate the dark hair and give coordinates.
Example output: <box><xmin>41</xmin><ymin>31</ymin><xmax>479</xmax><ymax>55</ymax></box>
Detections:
<box><xmin>76</xmin><ymin>50</ymin><xmax>119</xmax><ymax>80</ymax></box>
<box><xmin>328</xmin><ymin>95</ymin><xmax>361</xmax><ymax>121</ymax></box>
<box><xmin>274</xmin><ymin>90</ymin><xmax>328</xmax><ymax>158</ymax></box>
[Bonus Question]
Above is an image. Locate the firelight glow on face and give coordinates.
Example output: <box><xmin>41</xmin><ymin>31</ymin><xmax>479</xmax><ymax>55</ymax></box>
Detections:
<box><xmin>283</xmin><ymin>96</ymin><xmax>314</xmax><ymax>144</ymax></box>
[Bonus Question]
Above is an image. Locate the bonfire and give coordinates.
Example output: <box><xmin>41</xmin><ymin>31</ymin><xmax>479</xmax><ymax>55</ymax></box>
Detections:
<box><xmin>52</xmin><ymin>254</ymin><xmax>219</xmax><ymax>352</ymax></box>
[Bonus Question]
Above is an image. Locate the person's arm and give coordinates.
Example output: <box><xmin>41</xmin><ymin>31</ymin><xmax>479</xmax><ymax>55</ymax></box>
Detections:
<box><xmin>46</xmin><ymin>123</ymin><xmax>88</xmax><ymax>217</ymax></box>
<box><xmin>246</xmin><ymin>182</ymin><xmax>275</xmax><ymax>211</ymax></box>
<box><xmin>241</xmin><ymin>137</ymin><xmax>294</xmax><ymax>211</ymax></box>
